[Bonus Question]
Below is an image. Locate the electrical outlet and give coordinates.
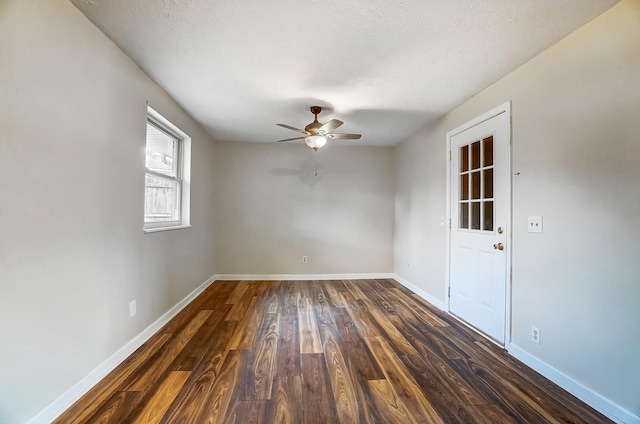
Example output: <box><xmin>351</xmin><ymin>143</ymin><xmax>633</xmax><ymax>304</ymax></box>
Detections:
<box><xmin>531</xmin><ymin>326</ymin><xmax>540</xmax><ymax>344</ymax></box>
<box><xmin>302</xmin><ymin>256</ymin><xmax>308</xmax><ymax>264</ymax></box>
<box><xmin>129</xmin><ymin>300</ymin><xmax>136</xmax><ymax>318</ymax></box>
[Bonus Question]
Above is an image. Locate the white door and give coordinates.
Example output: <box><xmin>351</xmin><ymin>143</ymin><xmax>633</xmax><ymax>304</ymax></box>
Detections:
<box><xmin>447</xmin><ymin>105</ymin><xmax>510</xmax><ymax>345</ymax></box>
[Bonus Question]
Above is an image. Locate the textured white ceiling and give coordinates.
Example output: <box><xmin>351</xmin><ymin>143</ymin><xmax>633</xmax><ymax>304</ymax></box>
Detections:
<box><xmin>71</xmin><ymin>0</ymin><xmax>619</xmax><ymax>146</ymax></box>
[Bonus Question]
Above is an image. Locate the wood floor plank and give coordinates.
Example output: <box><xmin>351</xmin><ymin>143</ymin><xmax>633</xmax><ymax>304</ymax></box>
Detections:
<box><xmin>268</xmin><ymin>376</ymin><xmax>303</xmax><ymax>424</ymax></box>
<box><xmin>170</xmin><ymin>303</ymin><xmax>232</xmax><ymax>371</ymax></box>
<box><xmin>367</xmin><ymin>379</ymin><xmax>415</xmax><ymax>424</ymax></box>
<box><xmin>389</xmin><ymin>300</ymin><xmax>469</xmax><ymax>361</ymax></box>
<box><xmin>57</xmin><ymin>280</ymin><xmax>613</xmax><ymax>424</ymax></box>
<box><xmin>235</xmin><ymin>296</ymin><xmax>262</xmax><ymax>350</ymax></box>
<box><xmin>126</xmin><ymin>309</ymin><xmax>211</xmax><ymax>391</ymax></box>
<box><xmin>323</xmin><ymin>280</ymin><xmax>345</xmax><ymax>308</ymax></box>
<box><xmin>470</xmin><ymin>403</ymin><xmax>518</xmax><ymax>424</ymax></box>
<box><xmin>361</xmin><ymin>298</ymin><xmax>419</xmax><ymax>356</ymax></box>
<box><xmin>274</xmin><ymin>313</ymin><xmax>300</xmax><ymax>377</ymax></box>
<box><xmin>129</xmin><ymin>371</ymin><xmax>190</xmax><ymax>424</ymax></box>
<box><xmin>280</xmin><ymin>280</ymin><xmax>299</xmax><ymax>314</ymax></box>
<box><xmin>366</xmin><ymin>336</ymin><xmax>444</xmax><ymax>424</ymax></box>
<box><xmin>299</xmin><ymin>355</ymin><xmax>339</xmax><ymax>424</ymax></box>
<box><xmin>225</xmin><ymin>280</ymin><xmax>250</xmax><ymax>305</ymax></box>
<box><xmin>342</xmin><ymin>279</ymin><xmax>368</xmax><ymax>300</ymax></box>
<box><xmin>227</xmin><ymin>400</ymin><xmax>269</xmax><ymax>424</ymax></box>
<box><xmin>387</xmin><ymin>287</ymin><xmax>450</xmax><ymax>327</ymax></box>
<box><xmin>400</xmin><ymin>353</ymin><xmax>485</xmax><ymax>423</ymax></box>
<box><xmin>197</xmin><ymin>349</ymin><xmax>245</xmax><ymax>424</ymax></box>
<box><xmin>317</xmin><ymin>317</ymin><xmax>361</xmax><ymax>423</ymax></box>
<box><xmin>331</xmin><ymin>308</ymin><xmax>385</xmax><ymax>381</ymax></box>
<box><xmin>159</xmin><ymin>320</ymin><xmax>238</xmax><ymax>423</ymax></box>
<box><xmin>340</xmin><ymin>291</ymin><xmax>381</xmax><ymax>338</ymax></box>
<box><xmin>241</xmin><ymin>312</ymin><xmax>280</xmax><ymax>400</ymax></box>
<box><xmin>297</xmin><ymin>295</ymin><xmax>322</xmax><ymax>354</ymax></box>
<box><xmin>84</xmin><ymin>391</ymin><xmax>146</xmax><ymax>424</ymax></box>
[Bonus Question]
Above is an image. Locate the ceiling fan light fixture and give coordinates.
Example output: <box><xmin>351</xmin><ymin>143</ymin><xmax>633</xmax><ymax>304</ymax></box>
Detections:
<box><xmin>304</xmin><ymin>135</ymin><xmax>327</xmax><ymax>151</ymax></box>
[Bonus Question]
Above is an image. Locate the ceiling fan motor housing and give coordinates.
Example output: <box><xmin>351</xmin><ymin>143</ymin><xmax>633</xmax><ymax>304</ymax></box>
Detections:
<box><xmin>305</xmin><ymin>106</ymin><xmax>323</xmax><ymax>134</ymax></box>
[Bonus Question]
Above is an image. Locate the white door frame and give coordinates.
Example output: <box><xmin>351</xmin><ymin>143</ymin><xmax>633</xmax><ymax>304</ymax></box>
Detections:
<box><xmin>445</xmin><ymin>101</ymin><xmax>512</xmax><ymax>347</ymax></box>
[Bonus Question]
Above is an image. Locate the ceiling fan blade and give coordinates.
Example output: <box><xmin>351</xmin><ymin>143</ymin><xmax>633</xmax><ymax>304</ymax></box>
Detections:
<box><xmin>276</xmin><ymin>136</ymin><xmax>305</xmax><ymax>143</ymax></box>
<box><xmin>319</xmin><ymin>119</ymin><xmax>343</xmax><ymax>134</ymax></box>
<box><xmin>277</xmin><ymin>123</ymin><xmax>308</xmax><ymax>135</ymax></box>
<box><xmin>328</xmin><ymin>133</ymin><xmax>362</xmax><ymax>140</ymax></box>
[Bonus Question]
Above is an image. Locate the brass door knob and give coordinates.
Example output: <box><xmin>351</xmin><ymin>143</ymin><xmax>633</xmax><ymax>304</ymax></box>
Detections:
<box><xmin>493</xmin><ymin>242</ymin><xmax>504</xmax><ymax>251</ymax></box>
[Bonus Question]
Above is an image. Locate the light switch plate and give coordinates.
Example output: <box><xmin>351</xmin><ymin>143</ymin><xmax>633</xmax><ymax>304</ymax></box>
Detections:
<box><xmin>528</xmin><ymin>216</ymin><xmax>543</xmax><ymax>233</ymax></box>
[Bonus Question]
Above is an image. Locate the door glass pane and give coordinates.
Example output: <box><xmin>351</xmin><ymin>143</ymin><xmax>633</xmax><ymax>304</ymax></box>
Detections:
<box><xmin>471</xmin><ymin>171</ymin><xmax>481</xmax><ymax>199</ymax></box>
<box><xmin>461</xmin><ymin>145</ymin><xmax>469</xmax><ymax>172</ymax></box>
<box><xmin>471</xmin><ymin>141</ymin><xmax>481</xmax><ymax>170</ymax></box>
<box><xmin>459</xmin><ymin>203</ymin><xmax>469</xmax><ymax>229</ymax></box>
<box><xmin>471</xmin><ymin>202</ymin><xmax>480</xmax><ymax>230</ymax></box>
<box><xmin>483</xmin><ymin>136</ymin><xmax>493</xmax><ymax>167</ymax></box>
<box><xmin>483</xmin><ymin>169</ymin><xmax>493</xmax><ymax>198</ymax></box>
<box><xmin>483</xmin><ymin>201</ymin><xmax>494</xmax><ymax>231</ymax></box>
<box><xmin>461</xmin><ymin>174</ymin><xmax>469</xmax><ymax>200</ymax></box>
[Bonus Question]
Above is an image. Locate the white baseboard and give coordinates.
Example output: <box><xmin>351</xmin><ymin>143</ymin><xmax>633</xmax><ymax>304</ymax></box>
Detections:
<box><xmin>27</xmin><ymin>275</ymin><xmax>217</xmax><ymax>424</ymax></box>
<box><xmin>213</xmin><ymin>273</ymin><xmax>395</xmax><ymax>281</ymax></box>
<box><xmin>508</xmin><ymin>343</ymin><xmax>640</xmax><ymax>424</ymax></box>
<box><xmin>391</xmin><ymin>273</ymin><xmax>446</xmax><ymax>311</ymax></box>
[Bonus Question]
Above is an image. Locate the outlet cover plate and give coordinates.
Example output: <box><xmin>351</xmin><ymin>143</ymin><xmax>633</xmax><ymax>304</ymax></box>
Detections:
<box><xmin>528</xmin><ymin>216</ymin><xmax>543</xmax><ymax>233</ymax></box>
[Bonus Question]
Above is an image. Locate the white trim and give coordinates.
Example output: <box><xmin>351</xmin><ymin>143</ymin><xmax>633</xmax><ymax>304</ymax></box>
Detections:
<box><xmin>447</xmin><ymin>102</ymin><xmax>510</xmax><ymax>139</ymax></box>
<box><xmin>213</xmin><ymin>273</ymin><xmax>395</xmax><ymax>281</ymax></box>
<box><xmin>445</xmin><ymin>101</ymin><xmax>512</xmax><ymax>347</ymax></box>
<box><xmin>508</xmin><ymin>344</ymin><xmax>640</xmax><ymax>424</ymax></box>
<box><xmin>143</xmin><ymin>224</ymin><xmax>192</xmax><ymax>233</ymax></box>
<box><xmin>27</xmin><ymin>275</ymin><xmax>217</xmax><ymax>424</ymax></box>
<box><xmin>144</xmin><ymin>105</ymin><xmax>191</xmax><ymax>232</ymax></box>
<box><xmin>391</xmin><ymin>274</ymin><xmax>446</xmax><ymax>311</ymax></box>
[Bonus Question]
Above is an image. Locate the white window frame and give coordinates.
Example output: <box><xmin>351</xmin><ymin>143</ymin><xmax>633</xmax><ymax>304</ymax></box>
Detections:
<box><xmin>144</xmin><ymin>106</ymin><xmax>191</xmax><ymax>233</ymax></box>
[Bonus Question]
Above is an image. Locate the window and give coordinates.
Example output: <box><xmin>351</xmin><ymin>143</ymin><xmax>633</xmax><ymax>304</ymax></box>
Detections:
<box><xmin>144</xmin><ymin>106</ymin><xmax>191</xmax><ymax>232</ymax></box>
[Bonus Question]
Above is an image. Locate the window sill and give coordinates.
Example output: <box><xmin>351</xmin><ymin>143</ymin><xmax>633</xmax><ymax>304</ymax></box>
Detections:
<box><xmin>143</xmin><ymin>224</ymin><xmax>192</xmax><ymax>234</ymax></box>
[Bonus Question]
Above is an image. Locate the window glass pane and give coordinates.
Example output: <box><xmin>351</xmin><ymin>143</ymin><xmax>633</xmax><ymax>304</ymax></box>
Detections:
<box><xmin>483</xmin><ymin>136</ymin><xmax>493</xmax><ymax>167</ymax></box>
<box><xmin>471</xmin><ymin>171</ymin><xmax>481</xmax><ymax>199</ymax></box>
<box><xmin>471</xmin><ymin>202</ymin><xmax>481</xmax><ymax>230</ymax></box>
<box><xmin>483</xmin><ymin>201</ymin><xmax>494</xmax><ymax>231</ymax></box>
<box><xmin>146</xmin><ymin>122</ymin><xmax>177</xmax><ymax>177</ymax></box>
<box><xmin>460</xmin><ymin>145</ymin><xmax>469</xmax><ymax>172</ymax></box>
<box><xmin>144</xmin><ymin>174</ymin><xmax>180</xmax><ymax>223</ymax></box>
<box><xmin>461</xmin><ymin>174</ymin><xmax>469</xmax><ymax>200</ymax></box>
<box><xmin>483</xmin><ymin>169</ymin><xmax>493</xmax><ymax>199</ymax></box>
<box><xmin>459</xmin><ymin>203</ymin><xmax>469</xmax><ymax>229</ymax></box>
<box><xmin>471</xmin><ymin>141</ymin><xmax>480</xmax><ymax>170</ymax></box>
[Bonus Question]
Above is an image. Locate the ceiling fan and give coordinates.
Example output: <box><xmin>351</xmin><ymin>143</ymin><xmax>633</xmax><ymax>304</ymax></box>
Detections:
<box><xmin>276</xmin><ymin>106</ymin><xmax>361</xmax><ymax>151</ymax></box>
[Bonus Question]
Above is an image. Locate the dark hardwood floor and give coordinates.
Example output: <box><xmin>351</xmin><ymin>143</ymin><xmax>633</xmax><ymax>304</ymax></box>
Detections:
<box><xmin>55</xmin><ymin>279</ymin><xmax>612</xmax><ymax>423</ymax></box>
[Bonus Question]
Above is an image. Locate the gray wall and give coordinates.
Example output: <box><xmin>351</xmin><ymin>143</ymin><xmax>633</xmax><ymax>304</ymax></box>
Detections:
<box><xmin>0</xmin><ymin>1</ymin><xmax>217</xmax><ymax>423</ymax></box>
<box><xmin>394</xmin><ymin>0</ymin><xmax>640</xmax><ymax>416</ymax></box>
<box><xmin>213</xmin><ymin>141</ymin><xmax>395</xmax><ymax>275</ymax></box>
